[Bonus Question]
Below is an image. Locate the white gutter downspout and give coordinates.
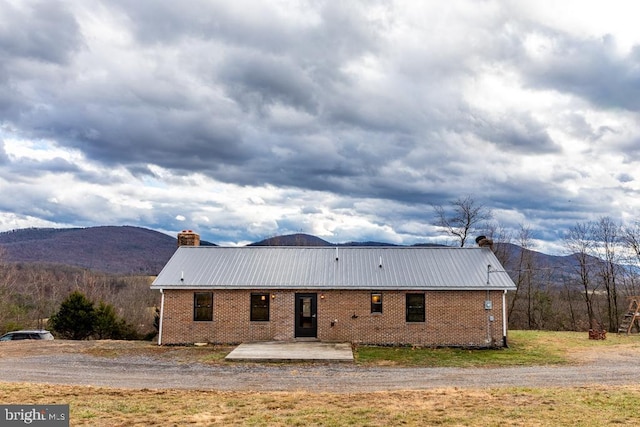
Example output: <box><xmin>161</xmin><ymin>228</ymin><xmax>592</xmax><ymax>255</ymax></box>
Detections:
<box><xmin>502</xmin><ymin>290</ymin><xmax>508</xmax><ymax>348</ymax></box>
<box><xmin>158</xmin><ymin>289</ymin><xmax>165</xmax><ymax>346</ymax></box>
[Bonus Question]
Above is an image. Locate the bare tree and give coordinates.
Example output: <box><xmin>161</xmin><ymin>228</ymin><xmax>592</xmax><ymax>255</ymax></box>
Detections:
<box><xmin>564</xmin><ymin>222</ymin><xmax>599</xmax><ymax>329</ymax></box>
<box><xmin>432</xmin><ymin>195</ymin><xmax>493</xmax><ymax>247</ymax></box>
<box><xmin>0</xmin><ymin>248</ymin><xmax>20</xmax><ymax>332</ymax></box>
<box><xmin>485</xmin><ymin>221</ymin><xmax>513</xmax><ymax>265</ymax></box>
<box><xmin>507</xmin><ymin>225</ymin><xmax>534</xmax><ymax>326</ymax></box>
<box><xmin>616</xmin><ymin>220</ymin><xmax>640</xmax><ymax>330</ymax></box>
<box><xmin>621</xmin><ymin>222</ymin><xmax>640</xmax><ymax>296</ymax></box>
<box><xmin>593</xmin><ymin>217</ymin><xmax>622</xmax><ymax>332</ymax></box>
<box><xmin>622</xmin><ymin>221</ymin><xmax>640</xmax><ymax>265</ymax></box>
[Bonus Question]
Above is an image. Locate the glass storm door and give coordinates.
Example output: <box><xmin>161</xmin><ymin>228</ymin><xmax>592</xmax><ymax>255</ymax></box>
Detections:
<box><xmin>295</xmin><ymin>293</ymin><xmax>317</xmax><ymax>338</ymax></box>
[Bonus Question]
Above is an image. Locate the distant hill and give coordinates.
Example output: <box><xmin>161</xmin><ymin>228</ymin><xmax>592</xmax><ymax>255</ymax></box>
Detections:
<box><xmin>251</xmin><ymin>234</ymin><xmax>408</xmax><ymax>247</ymax></box>
<box><xmin>340</xmin><ymin>241</ymin><xmax>400</xmax><ymax>247</ymax></box>
<box><xmin>251</xmin><ymin>233</ymin><xmax>414</xmax><ymax>247</ymax></box>
<box><xmin>250</xmin><ymin>233</ymin><xmax>332</xmax><ymax>246</ymax></box>
<box><xmin>491</xmin><ymin>242</ymin><xmax>610</xmax><ymax>287</ymax></box>
<box><xmin>0</xmin><ymin>226</ymin><xmax>178</xmax><ymax>275</ymax></box>
<box><xmin>0</xmin><ymin>227</ymin><xmax>597</xmax><ymax>281</ymax></box>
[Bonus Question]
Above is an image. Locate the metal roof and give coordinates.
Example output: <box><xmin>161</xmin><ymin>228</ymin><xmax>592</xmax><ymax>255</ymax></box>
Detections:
<box><xmin>151</xmin><ymin>246</ymin><xmax>516</xmax><ymax>291</ymax></box>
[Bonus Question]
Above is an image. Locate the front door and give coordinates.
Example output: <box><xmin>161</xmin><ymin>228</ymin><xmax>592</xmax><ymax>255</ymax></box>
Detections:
<box><xmin>295</xmin><ymin>293</ymin><xmax>317</xmax><ymax>338</ymax></box>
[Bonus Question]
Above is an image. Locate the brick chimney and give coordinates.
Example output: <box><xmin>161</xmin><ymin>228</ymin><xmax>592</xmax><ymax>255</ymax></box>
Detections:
<box><xmin>475</xmin><ymin>235</ymin><xmax>494</xmax><ymax>250</ymax></box>
<box><xmin>177</xmin><ymin>230</ymin><xmax>200</xmax><ymax>247</ymax></box>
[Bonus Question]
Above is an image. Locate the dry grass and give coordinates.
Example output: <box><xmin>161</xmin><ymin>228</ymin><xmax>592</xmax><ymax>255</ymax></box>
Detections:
<box><xmin>0</xmin><ymin>339</ymin><xmax>234</xmax><ymax>363</ymax></box>
<box><xmin>3</xmin><ymin>332</ymin><xmax>640</xmax><ymax>425</ymax></box>
<box><xmin>1</xmin><ymin>382</ymin><xmax>639</xmax><ymax>426</ymax></box>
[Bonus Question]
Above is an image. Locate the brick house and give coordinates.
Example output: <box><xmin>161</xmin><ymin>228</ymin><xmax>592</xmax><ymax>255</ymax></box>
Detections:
<box><xmin>151</xmin><ymin>233</ymin><xmax>516</xmax><ymax>348</ymax></box>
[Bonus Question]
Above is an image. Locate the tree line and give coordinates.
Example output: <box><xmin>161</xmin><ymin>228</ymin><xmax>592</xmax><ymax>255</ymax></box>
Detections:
<box><xmin>0</xmin><ymin>257</ymin><xmax>157</xmax><ymax>338</ymax></box>
<box><xmin>434</xmin><ymin>196</ymin><xmax>640</xmax><ymax>333</ymax></box>
<box><xmin>504</xmin><ymin>218</ymin><xmax>640</xmax><ymax>333</ymax></box>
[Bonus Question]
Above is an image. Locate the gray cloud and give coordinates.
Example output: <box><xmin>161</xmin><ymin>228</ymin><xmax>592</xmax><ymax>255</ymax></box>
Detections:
<box><xmin>7</xmin><ymin>157</ymin><xmax>78</xmax><ymax>178</ymax></box>
<box><xmin>0</xmin><ymin>2</ymin><xmax>79</xmax><ymax>120</ymax></box>
<box><xmin>0</xmin><ymin>1</ymin><xmax>81</xmax><ymax>64</ymax></box>
<box><xmin>0</xmin><ymin>1</ymin><xmax>639</xmax><ymax>252</ymax></box>
<box><xmin>521</xmin><ymin>32</ymin><xmax>640</xmax><ymax>111</ymax></box>
<box><xmin>219</xmin><ymin>53</ymin><xmax>320</xmax><ymax>115</ymax></box>
<box><xmin>468</xmin><ymin>110</ymin><xmax>559</xmax><ymax>154</ymax></box>
<box><xmin>0</xmin><ymin>141</ymin><xmax>8</xmax><ymax>165</ymax></box>
<box><xmin>617</xmin><ymin>173</ymin><xmax>634</xmax><ymax>183</ymax></box>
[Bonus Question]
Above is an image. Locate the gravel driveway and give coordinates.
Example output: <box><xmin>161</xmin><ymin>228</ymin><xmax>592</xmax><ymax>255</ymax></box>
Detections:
<box><xmin>1</xmin><ymin>340</ymin><xmax>639</xmax><ymax>392</ymax></box>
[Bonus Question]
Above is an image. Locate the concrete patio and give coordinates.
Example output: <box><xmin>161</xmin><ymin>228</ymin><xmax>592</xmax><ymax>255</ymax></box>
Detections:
<box><xmin>225</xmin><ymin>341</ymin><xmax>354</xmax><ymax>362</ymax></box>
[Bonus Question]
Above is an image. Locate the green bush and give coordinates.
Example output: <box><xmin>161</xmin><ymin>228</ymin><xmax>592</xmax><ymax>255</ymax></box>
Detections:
<box><xmin>94</xmin><ymin>302</ymin><xmax>139</xmax><ymax>340</ymax></box>
<box><xmin>48</xmin><ymin>291</ymin><xmax>96</xmax><ymax>339</ymax></box>
<box><xmin>49</xmin><ymin>291</ymin><xmax>139</xmax><ymax>340</ymax></box>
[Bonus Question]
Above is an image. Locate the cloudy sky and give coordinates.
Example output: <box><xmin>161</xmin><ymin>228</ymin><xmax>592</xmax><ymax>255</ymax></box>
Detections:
<box><xmin>1</xmin><ymin>1</ymin><xmax>639</xmax><ymax>253</ymax></box>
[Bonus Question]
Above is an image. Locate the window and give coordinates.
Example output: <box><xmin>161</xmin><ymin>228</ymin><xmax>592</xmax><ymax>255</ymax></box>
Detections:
<box><xmin>251</xmin><ymin>293</ymin><xmax>270</xmax><ymax>321</ymax></box>
<box><xmin>194</xmin><ymin>292</ymin><xmax>213</xmax><ymax>321</ymax></box>
<box><xmin>371</xmin><ymin>293</ymin><xmax>382</xmax><ymax>313</ymax></box>
<box><xmin>406</xmin><ymin>293</ymin><xmax>425</xmax><ymax>322</ymax></box>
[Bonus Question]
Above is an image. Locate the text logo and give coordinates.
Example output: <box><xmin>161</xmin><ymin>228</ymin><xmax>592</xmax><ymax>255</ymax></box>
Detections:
<box><xmin>0</xmin><ymin>405</ymin><xmax>68</xmax><ymax>426</ymax></box>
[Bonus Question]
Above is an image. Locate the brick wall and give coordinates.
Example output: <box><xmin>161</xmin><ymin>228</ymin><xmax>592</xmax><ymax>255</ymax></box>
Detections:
<box><xmin>160</xmin><ymin>289</ymin><xmax>506</xmax><ymax>347</ymax></box>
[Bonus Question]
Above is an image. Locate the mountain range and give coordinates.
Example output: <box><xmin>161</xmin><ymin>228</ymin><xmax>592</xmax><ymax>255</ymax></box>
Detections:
<box><xmin>0</xmin><ymin>226</ymin><xmax>581</xmax><ymax>277</ymax></box>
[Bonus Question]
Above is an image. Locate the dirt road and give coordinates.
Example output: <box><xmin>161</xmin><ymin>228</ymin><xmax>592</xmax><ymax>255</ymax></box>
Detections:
<box><xmin>1</xmin><ymin>340</ymin><xmax>639</xmax><ymax>392</ymax></box>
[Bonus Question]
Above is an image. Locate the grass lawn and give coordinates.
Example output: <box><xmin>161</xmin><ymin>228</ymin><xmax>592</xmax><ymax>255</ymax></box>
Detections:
<box><xmin>355</xmin><ymin>330</ymin><xmax>639</xmax><ymax>367</ymax></box>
